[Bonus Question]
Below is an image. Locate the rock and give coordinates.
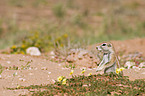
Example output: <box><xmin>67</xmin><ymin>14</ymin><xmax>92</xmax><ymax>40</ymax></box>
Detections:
<box><xmin>7</xmin><ymin>61</ymin><xmax>11</xmax><ymax>64</ymax></box>
<box><xmin>80</xmin><ymin>67</ymin><xmax>87</xmax><ymax>70</ymax></box>
<box><xmin>19</xmin><ymin>78</ymin><xmax>26</xmax><ymax>82</ymax></box>
<box><xmin>124</xmin><ymin>61</ymin><xmax>135</xmax><ymax>69</ymax></box>
<box><xmin>58</xmin><ymin>64</ymin><xmax>61</xmax><ymax>66</ymax></box>
<box><xmin>50</xmin><ymin>51</ymin><xmax>55</xmax><ymax>55</ymax></box>
<box><xmin>139</xmin><ymin>62</ymin><xmax>145</xmax><ymax>68</ymax></box>
<box><xmin>51</xmin><ymin>56</ymin><xmax>55</xmax><ymax>59</ymax></box>
<box><xmin>13</xmin><ymin>72</ymin><xmax>18</xmax><ymax>76</ymax></box>
<box><xmin>28</xmin><ymin>73</ymin><xmax>34</xmax><ymax>75</ymax></box>
<box><xmin>28</xmin><ymin>67</ymin><xmax>32</xmax><ymax>70</ymax></box>
<box><xmin>50</xmin><ymin>51</ymin><xmax>56</xmax><ymax>59</ymax></box>
<box><xmin>26</xmin><ymin>47</ymin><xmax>41</xmax><ymax>56</ymax></box>
<box><xmin>48</xmin><ymin>72</ymin><xmax>51</xmax><ymax>74</ymax></box>
<box><xmin>82</xmin><ymin>85</ymin><xmax>88</xmax><ymax>87</ymax></box>
<box><xmin>19</xmin><ymin>78</ymin><xmax>23</xmax><ymax>81</ymax></box>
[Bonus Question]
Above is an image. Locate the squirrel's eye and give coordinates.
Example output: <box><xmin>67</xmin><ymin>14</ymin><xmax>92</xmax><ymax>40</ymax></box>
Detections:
<box><xmin>102</xmin><ymin>43</ymin><xmax>106</xmax><ymax>46</ymax></box>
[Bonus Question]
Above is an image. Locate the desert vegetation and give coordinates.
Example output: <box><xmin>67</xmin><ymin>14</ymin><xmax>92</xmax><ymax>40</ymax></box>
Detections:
<box><xmin>8</xmin><ymin>73</ymin><xmax>145</xmax><ymax>96</ymax></box>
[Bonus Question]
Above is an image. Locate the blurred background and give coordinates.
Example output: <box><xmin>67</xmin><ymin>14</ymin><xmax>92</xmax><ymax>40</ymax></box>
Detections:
<box><xmin>0</xmin><ymin>0</ymin><xmax>145</xmax><ymax>53</ymax></box>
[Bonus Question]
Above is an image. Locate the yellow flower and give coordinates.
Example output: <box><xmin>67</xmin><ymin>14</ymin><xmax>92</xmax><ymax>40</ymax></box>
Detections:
<box><xmin>20</xmin><ymin>51</ymin><xmax>25</xmax><ymax>54</ymax></box>
<box><xmin>116</xmin><ymin>67</ymin><xmax>125</xmax><ymax>74</ymax></box>
<box><xmin>35</xmin><ymin>44</ymin><xmax>40</xmax><ymax>47</ymax></box>
<box><xmin>119</xmin><ymin>67</ymin><xmax>125</xmax><ymax>71</ymax></box>
<box><xmin>57</xmin><ymin>76</ymin><xmax>63</xmax><ymax>82</ymax></box>
<box><xmin>21</xmin><ymin>44</ymin><xmax>26</xmax><ymax>48</ymax></box>
<box><xmin>81</xmin><ymin>69</ymin><xmax>86</xmax><ymax>74</ymax></box>
<box><xmin>17</xmin><ymin>85</ymin><xmax>21</xmax><ymax>89</ymax></box>
<box><xmin>88</xmin><ymin>72</ymin><xmax>92</xmax><ymax>76</ymax></box>
<box><xmin>14</xmin><ymin>52</ymin><xmax>18</xmax><ymax>54</ymax></box>
<box><xmin>69</xmin><ymin>70</ymin><xmax>74</xmax><ymax>76</ymax></box>
<box><xmin>57</xmin><ymin>76</ymin><xmax>65</xmax><ymax>82</ymax></box>
<box><xmin>11</xmin><ymin>45</ymin><xmax>17</xmax><ymax>49</ymax></box>
<box><xmin>63</xmin><ymin>34</ymin><xmax>68</xmax><ymax>38</ymax></box>
<box><xmin>60</xmin><ymin>43</ymin><xmax>64</xmax><ymax>47</ymax></box>
<box><xmin>116</xmin><ymin>68</ymin><xmax>120</xmax><ymax>74</ymax></box>
<box><xmin>62</xmin><ymin>79</ymin><xmax>67</xmax><ymax>85</ymax></box>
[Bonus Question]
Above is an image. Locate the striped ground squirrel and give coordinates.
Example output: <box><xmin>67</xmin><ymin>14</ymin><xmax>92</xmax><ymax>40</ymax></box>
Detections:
<box><xmin>96</xmin><ymin>42</ymin><xmax>120</xmax><ymax>73</ymax></box>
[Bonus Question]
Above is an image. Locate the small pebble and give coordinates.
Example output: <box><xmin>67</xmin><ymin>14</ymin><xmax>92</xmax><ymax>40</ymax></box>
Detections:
<box><xmin>19</xmin><ymin>78</ymin><xmax>23</xmax><ymax>81</ymax></box>
<box><xmin>61</xmin><ymin>67</ymin><xmax>69</xmax><ymax>70</ymax></box>
<box><xmin>19</xmin><ymin>78</ymin><xmax>26</xmax><ymax>82</ymax></box>
<box><xmin>48</xmin><ymin>72</ymin><xmax>51</xmax><ymax>74</ymax></box>
<box><xmin>7</xmin><ymin>61</ymin><xmax>11</xmax><ymax>64</ymax></box>
<box><xmin>80</xmin><ymin>67</ymin><xmax>86</xmax><ymax>70</ymax></box>
<box><xmin>23</xmin><ymin>79</ymin><xmax>26</xmax><ymax>82</ymax></box>
<box><xmin>52</xmin><ymin>79</ymin><xmax>55</xmax><ymax>83</ymax></box>
<box><xmin>7</xmin><ymin>75</ymin><xmax>11</xmax><ymax>78</ymax></box>
<box><xmin>82</xmin><ymin>85</ymin><xmax>88</xmax><ymax>87</ymax></box>
<box><xmin>87</xmin><ymin>68</ymin><xmax>92</xmax><ymax>70</ymax></box>
<box><xmin>51</xmin><ymin>56</ymin><xmax>55</xmax><ymax>59</ymax></box>
<box><xmin>50</xmin><ymin>51</ymin><xmax>55</xmax><ymax>55</ymax></box>
<box><xmin>28</xmin><ymin>67</ymin><xmax>32</xmax><ymax>70</ymax></box>
<box><xmin>58</xmin><ymin>64</ymin><xmax>61</xmax><ymax>66</ymax></box>
<box><xmin>29</xmin><ymin>73</ymin><xmax>33</xmax><ymax>75</ymax></box>
<box><xmin>13</xmin><ymin>72</ymin><xmax>18</xmax><ymax>76</ymax></box>
<box><xmin>93</xmin><ymin>68</ymin><xmax>97</xmax><ymax>69</ymax></box>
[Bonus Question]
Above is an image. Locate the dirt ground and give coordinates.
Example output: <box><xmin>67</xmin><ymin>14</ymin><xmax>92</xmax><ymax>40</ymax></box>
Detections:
<box><xmin>0</xmin><ymin>38</ymin><xmax>145</xmax><ymax>96</ymax></box>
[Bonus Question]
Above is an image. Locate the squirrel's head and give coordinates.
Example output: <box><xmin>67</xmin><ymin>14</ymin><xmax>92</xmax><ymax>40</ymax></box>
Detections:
<box><xmin>96</xmin><ymin>43</ymin><xmax>113</xmax><ymax>53</ymax></box>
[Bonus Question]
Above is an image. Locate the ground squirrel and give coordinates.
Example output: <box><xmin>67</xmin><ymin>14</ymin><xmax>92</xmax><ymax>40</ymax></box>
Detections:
<box><xmin>96</xmin><ymin>42</ymin><xmax>120</xmax><ymax>73</ymax></box>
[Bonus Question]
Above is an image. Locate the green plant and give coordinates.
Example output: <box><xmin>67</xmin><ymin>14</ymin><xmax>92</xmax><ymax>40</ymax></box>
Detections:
<box><xmin>9</xmin><ymin>0</ymin><xmax>26</xmax><ymax>7</ymax></box>
<box><xmin>0</xmin><ymin>17</ymin><xmax>28</xmax><ymax>50</ymax></box>
<box><xmin>71</xmin><ymin>14</ymin><xmax>88</xmax><ymax>29</ymax></box>
<box><xmin>0</xmin><ymin>64</ymin><xmax>4</xmax><ymax>75</ymax></box>
<box><xmin>52</xmin><ymin>3</ymin><xmax>66</xmax><ymax>20</ymax></box>
<box><xmin>21</xmin><ymin>60</ymin><xmax>33</xmax><ymax>70</ymax></box>
<box><xmin>64</xmin><ymin>63</ymin><xmax>76</xmax><ymax>69</ymax></box>
<box><xmin>125</xmin><ymin>1</ymin><xmax>140</xmax><ymax>9</ymax></box>
<box><xmin>8</xmin><ymin>31</ymin><xmax>69</xmax><ymax>54</ymax></box>
<box><xmin>8</xmin><ymin>73</ymin><xmax>145</xmax><ymax>96</ymax></box>
<box><xmin>32</xmin><ymin>0</ymin><xmax>48</xmax><ymax>7</ymax></box>
<box><xmin>6</xmin><ymin>65</ymin><xmax>18</xmax><ymax>70</ymax></box>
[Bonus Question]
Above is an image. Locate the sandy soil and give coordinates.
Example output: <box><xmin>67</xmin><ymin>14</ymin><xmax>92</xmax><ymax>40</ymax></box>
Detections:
<box><xmin>0</xmin><ymin>38</ymin><xmax>145</xmax><ymax>96</ymax></box>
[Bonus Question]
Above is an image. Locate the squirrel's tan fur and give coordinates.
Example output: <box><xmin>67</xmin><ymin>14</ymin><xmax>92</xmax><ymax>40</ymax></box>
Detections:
<box><xmin>96</xmin><ymin>42</ymin><xmax>120</xmax><ymax>73</ymax></box>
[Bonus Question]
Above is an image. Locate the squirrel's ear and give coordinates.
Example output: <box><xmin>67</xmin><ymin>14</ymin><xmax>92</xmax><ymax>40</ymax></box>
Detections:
<box><xmin>107</xmin><ymin>43</ymin><xmax>112</xmax><ymax>47</ymax></box>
